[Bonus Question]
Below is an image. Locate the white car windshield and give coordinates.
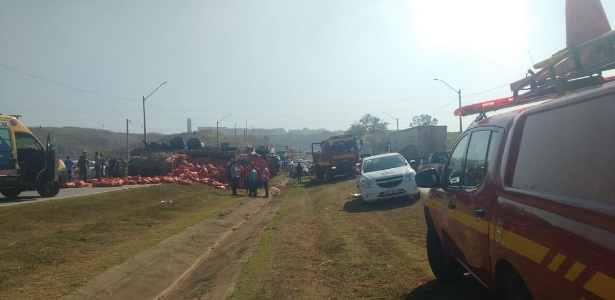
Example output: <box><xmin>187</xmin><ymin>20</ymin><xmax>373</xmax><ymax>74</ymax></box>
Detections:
<box><xmin>362</xmin><ymin>155</ymin><xmax>407</xmax><ymax>173</ymax></box>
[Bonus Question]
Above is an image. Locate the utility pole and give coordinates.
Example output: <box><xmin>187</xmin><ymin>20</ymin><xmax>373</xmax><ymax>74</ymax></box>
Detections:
<box><xmin>383</xmin><ymin>112</ymin><xmax>399</xmax><ymax>131</ymax></box>
<box><xmin>142</xmin><ymin>81</ymin><xmax>167</xmax><ymax>145</ymax></box>
<box><xmin>216</xmin><ymin>114</ymin><xmax>232</xmax><ymax>148</ymax></box>
<box><xmin>126</xmin><ymin>119</ymin><xmax>131</xmax><ymax>159</ymax></box>
<box><xmin>433</xmin><ymin>78</ymin><xmax>462</xmax><ymax>134</ymax></box>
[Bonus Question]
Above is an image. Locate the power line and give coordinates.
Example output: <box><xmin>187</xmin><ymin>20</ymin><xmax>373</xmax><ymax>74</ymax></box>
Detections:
<box><xmin>0</xmin><ymin>63</ymin><xmax>139</xmax><ymax>101</ymax></box>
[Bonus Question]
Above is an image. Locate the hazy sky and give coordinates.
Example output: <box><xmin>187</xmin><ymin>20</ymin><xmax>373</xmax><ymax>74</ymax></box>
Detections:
<box><xmin>2</xmin><ymin>0</ymin><xmax>614</xmax><ymax>134</ymax></box>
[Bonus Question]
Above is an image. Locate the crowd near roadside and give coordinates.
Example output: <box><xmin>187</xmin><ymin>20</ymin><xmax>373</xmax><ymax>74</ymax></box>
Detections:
<box><xmin>60</xmin><ymin>147</ymin><xmax>309</xmax><ymax>196</ymax></box>
<box><xmin>64</xmin><ymin>150</ymin><xmax>127</xmax><ymax>182</ymax></box>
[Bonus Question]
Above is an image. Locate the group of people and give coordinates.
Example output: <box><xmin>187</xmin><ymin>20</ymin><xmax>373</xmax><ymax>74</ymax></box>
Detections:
<box><xmin>229</xmin><ymin>160</ymin><xmax>270</xmax><ymax>198</ymax></box>
<box><xmin>65</xmin><ymin>150</ymin><xmax>127</xmax><ymax>182</ymax></box>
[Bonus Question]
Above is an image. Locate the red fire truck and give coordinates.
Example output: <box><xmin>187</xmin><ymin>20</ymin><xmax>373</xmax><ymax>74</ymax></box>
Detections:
<box><xmin>415</xmin><ymin>1</ymin><xmax>615</xmax><ymax>299</ymax></box>
<box><xmin>311</xmin><ymin>134</ymin><xmax>360</xmax><ymax>180</ymax></box>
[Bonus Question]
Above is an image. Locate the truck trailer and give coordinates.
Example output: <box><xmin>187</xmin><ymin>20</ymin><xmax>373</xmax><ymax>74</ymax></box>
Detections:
<box><xmin>388</xmin><ymin>125</ymin><xmax>447</xmax><ymax>169</ymax></box>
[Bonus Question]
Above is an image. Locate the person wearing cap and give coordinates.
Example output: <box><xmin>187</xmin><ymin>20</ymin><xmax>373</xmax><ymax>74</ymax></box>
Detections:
<box><xmin>77</xmin><ymin>151</ymin><xmax>88</xmax><ymax>180</ymax></box>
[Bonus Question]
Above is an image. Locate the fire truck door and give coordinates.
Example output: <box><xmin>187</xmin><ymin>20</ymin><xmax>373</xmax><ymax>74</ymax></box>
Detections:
<box><xmin>444</xmin><ymin>129</ymin><xmax>500</xmax><ymax>285</ymax></box>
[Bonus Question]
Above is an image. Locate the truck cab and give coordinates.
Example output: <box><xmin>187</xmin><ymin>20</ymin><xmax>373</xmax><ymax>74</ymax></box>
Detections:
<box><xmin>311</xmin><ymin>134</ymin><xmax>360</xmax><ymax>180</ymax></box>
<box><xmin>0</xmin><ymin>115</ymin><xmax>66</xmax><ymax>199</ymax></box>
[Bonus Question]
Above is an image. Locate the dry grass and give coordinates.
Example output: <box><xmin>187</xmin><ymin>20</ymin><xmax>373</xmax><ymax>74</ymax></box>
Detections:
<box><xmin>0</xmin><ymin>184</ymin><xmax>240</xmax><ymax>300</ymax></box>
<box><xmin>232</xmin><ymin>178</ymin><xmax>436</xmax><ymax>300</ymax></box>
<box><xmin>0</xmin><ymin>174</ymin><xmax>494</xmax><ymax>300</ymax></box>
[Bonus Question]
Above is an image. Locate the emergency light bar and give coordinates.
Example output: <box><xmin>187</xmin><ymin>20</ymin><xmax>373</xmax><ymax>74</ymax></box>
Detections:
<box><xmin>454</xmin><ymin>95</ymin><xmax>550</xmax><ymax>117</ymax></box>
<box><xmin>455</xmin><ymin>75</ymin><xmax>615</xmax><ymax>117</ymax></box>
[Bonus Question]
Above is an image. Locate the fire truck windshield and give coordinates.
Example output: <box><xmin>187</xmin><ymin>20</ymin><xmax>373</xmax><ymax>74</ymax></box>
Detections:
<box><xmin>327</xmin><ymin>140</ymin><xmax>356</xmax><ymax>154</ymax></box>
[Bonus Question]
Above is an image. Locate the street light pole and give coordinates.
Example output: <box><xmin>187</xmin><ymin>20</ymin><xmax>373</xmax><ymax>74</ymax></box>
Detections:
<box><xmin>433</xmin><ymin>78</ymin><xmax>462</xmax><ymax>133</ymax></box>
<box><xmin>216</xmin><ymin>114</ymin><xmax>232</xmax><ymax>148</ymax></box>
<box><xmin>126</xmin><ymin>119</ymin><xmax>131</xmax><ymax>159</ymax></box>
<box><xmin>142</xmin><ymin>81</ymin><xmax>167</xmax><ymax>145</ymax></box>
<box><xmin>382</xmin><ymin>112</ymin><xmax>399</xmax><ymax>131</ymax></box>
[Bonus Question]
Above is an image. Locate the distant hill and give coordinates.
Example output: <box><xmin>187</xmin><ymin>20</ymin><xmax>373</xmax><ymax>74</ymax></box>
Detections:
<box><xmin>28</xmin><ymin>127</ymin><xmax>259</xmax><ymax>160</ymax></box>
<box><xmin>28</xmin><ymin>126</ymin><xmax>461</xmax><ymax>160</ymax></box>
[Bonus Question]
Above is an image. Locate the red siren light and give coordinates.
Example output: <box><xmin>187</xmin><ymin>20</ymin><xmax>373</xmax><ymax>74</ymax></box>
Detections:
<box><xmin>454</xmin><ymin>96</ymin><xmax>514</xmax><ymax>116</ymax></box>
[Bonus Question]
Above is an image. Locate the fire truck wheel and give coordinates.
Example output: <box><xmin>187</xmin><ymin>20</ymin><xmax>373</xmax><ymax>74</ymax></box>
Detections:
<box><xmin>325</xmin><ymin>169</ymin><xmax>334</xmax><ymax>181</ymax></box>
<box><xmin>498</xmin><ymin>264</ymin><xmax>532</xmax><ymax>300</ymax></box>
<box><xmin>1</xmin><ymin>188</ymin><xmax>22</xmax><ymax>199</ymax></box>
<box><xmin>426</xmin><ymin>226</ymin><xmax>465</xmax><ymax>282</ymax></box>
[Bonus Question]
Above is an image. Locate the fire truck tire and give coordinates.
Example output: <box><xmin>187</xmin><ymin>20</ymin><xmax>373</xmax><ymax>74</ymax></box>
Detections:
<box><xmin>37</xmin><ymin>179</ymin><xmax>60</xmax><ymax>198</ymax></box>
<box><xmin>497</xmin><ymin>263</ymin><xmax>532</xmax><ymax>300</ymax></box>
<box><xmin>1</xmin><ymin>189</ymin><xmax>22</xmax><ymax>199</ymax></box>
<box><xmin>426</xmin><ymin>226</ymin><xmax>465</xmax><ymax>282</ymax></box>
<box><xmin>325</xmin><ymin>169</ymin><xmax>334</xmax><ymax>181</ymax></box>
<box><xmin>315</xmin><ymin>166</ymin><xmax>325</xmax><ymax>180</ymax></box>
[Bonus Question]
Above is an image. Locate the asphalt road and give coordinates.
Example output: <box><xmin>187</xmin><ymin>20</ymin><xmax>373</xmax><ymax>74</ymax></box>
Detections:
<box><xmin>0</xmin><ymin>184</ymin><xmax>153</xmax><ymax>207</ymax></box>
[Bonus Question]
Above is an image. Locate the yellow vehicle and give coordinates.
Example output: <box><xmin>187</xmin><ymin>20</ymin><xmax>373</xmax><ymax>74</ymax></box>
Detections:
<box><xmin>0</xmin><ymin>115</ymin><xmax>67</xmax><ymax>199</ymax></box>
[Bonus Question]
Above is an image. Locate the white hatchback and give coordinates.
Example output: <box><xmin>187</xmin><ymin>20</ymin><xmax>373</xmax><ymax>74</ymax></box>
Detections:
<box><xmin>357</xmin><ymin>152</ymin><xmax>420</xmax><ymax>203</ymax></box>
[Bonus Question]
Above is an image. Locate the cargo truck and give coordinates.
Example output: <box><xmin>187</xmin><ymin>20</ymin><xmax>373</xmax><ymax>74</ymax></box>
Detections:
<box><xmin>311</xmin><ymin>134</ymin><xmax>360</xmax><ymax>180</ymax></box>
<box><xmin>388</xmin><ymin>125</ymin><xmax>447</xmax><ymax>170</ymax></box>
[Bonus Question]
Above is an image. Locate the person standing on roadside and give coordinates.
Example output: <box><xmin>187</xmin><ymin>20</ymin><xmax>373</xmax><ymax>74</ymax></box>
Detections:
<box><xmin>119</xmin><ymin>157</ymin><xmax>127</xmax><ymax>179</ymax></box>
<box><xmin>261</xmin><ymin>165</ymin><xmax>270</xmax><ymax>198</ymax></box>
<box><xmin>94</xmin><ymin>151</ymin><xmax>102</xmax><ymax>182</ymax></box>
<box><xmin>230</xmin><ymin>160</ymin><xmax>241</xmax><ymax>196</ymax></box>
<box><xmin>64</xmin><ymin>156</ymin><xmax>75</xmax><ymax>181</ymax></box>
<box><xmin>77</xmin><ymin>151</ymin><xmax>88</xmax><ymax>180</ymax></box>
<box><xmin>295</xmin><ymin>161</ymin><xmax>302</xmax><ymax>184</ymax></box>
<box><xmin>247</xmin><ymin>162</ymin><xmax>260</xmax><ymax>197</ymax></box>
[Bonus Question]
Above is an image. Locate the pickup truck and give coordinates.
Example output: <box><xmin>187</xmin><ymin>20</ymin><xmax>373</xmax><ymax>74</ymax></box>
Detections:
<box><xmin>415</xmin><ymin>79</ymin><xmax>615</xmax><ymax>299</ymax></box>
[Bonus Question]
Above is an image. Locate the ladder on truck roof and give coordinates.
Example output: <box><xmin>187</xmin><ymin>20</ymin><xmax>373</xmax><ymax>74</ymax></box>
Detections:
<box><xmin>455</xmin><ymin>31</ymin><xmax>615</xmax><ymax>119</ymax></box>
<box><xmin>511</xmin><ymin>30</ymin><xmax>615</xmax><ymax>101</ymax></box>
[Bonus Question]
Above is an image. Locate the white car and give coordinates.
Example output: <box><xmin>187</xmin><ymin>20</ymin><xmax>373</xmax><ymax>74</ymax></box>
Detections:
<box><xmin>357</xmin><ymin>152</ymin><xmax>420</xmax><ymax>203</ymax></box>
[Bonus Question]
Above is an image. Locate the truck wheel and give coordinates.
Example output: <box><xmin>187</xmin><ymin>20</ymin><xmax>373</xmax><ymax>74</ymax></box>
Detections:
<box><xmin>37</xmin><ymin>180</ymin><xmax>60</xmax><ymax>197</ymax></box>
<box><xmin>498</xmin><ymin>265</ymin><xmax>533</xmax><ymax>300</ymax></box>
<box><xmin>1</xmin><ymin>189</ymin><xmax>22</xmax><ymax>199</ymax></box>
<box><xmin>426</xmin><ymin>226</ymin><xmax>465</xmax><ymax>282</ymax></box>
<box><xmin>315</xmin><ymin>167</ymin><xmax>325</xmax><ymax>180</ymax></box>
<box><xmin>325</xmin><ymin>169</ymin><xmax>333</xmax><ymax>181</ymax></box>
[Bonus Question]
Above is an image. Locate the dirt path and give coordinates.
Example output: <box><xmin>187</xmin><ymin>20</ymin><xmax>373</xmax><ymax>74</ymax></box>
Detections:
<box><xmin>64</xmin><ymin>177</ymin><xmax>493</xmax><ymax>300</ymax></box>
<box><xmin>66</xmin><ymin>185</ymin><xmax>286</xmax><ymax>300</ymax></box>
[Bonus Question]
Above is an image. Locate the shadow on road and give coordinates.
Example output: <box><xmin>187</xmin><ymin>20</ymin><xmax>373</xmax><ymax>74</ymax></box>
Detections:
<box><xmin>303</xmin><ymin>174</ymin><xmax>356</xmax><ymax>187</ymax></box>
<box><xmin>342</xmin><ymin>195</ymin><xmax>420</xmax><ymax>213</ymax></box>
<box><xmin>405</xmin><ymin>276</ymin><xmax>495</xmax><ymax>300</ymax></box>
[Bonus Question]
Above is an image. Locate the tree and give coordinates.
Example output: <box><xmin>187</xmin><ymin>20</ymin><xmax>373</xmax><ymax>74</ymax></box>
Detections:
<box><xmin>346</xmin><ymin>114</ymin><xmax>389</xmax><ymax>137</ymax></box>
<box><xmin>409</xmin><ymin>114</ymin><xmax>438</xmax><ymax>127</ymax></box>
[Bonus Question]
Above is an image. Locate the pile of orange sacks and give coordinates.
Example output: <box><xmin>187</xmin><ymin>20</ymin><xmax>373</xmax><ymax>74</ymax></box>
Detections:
<box><xmin>62</xmin><ymin>154</ymin><xmax>231</xmax><ymax>190</ymax></box>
